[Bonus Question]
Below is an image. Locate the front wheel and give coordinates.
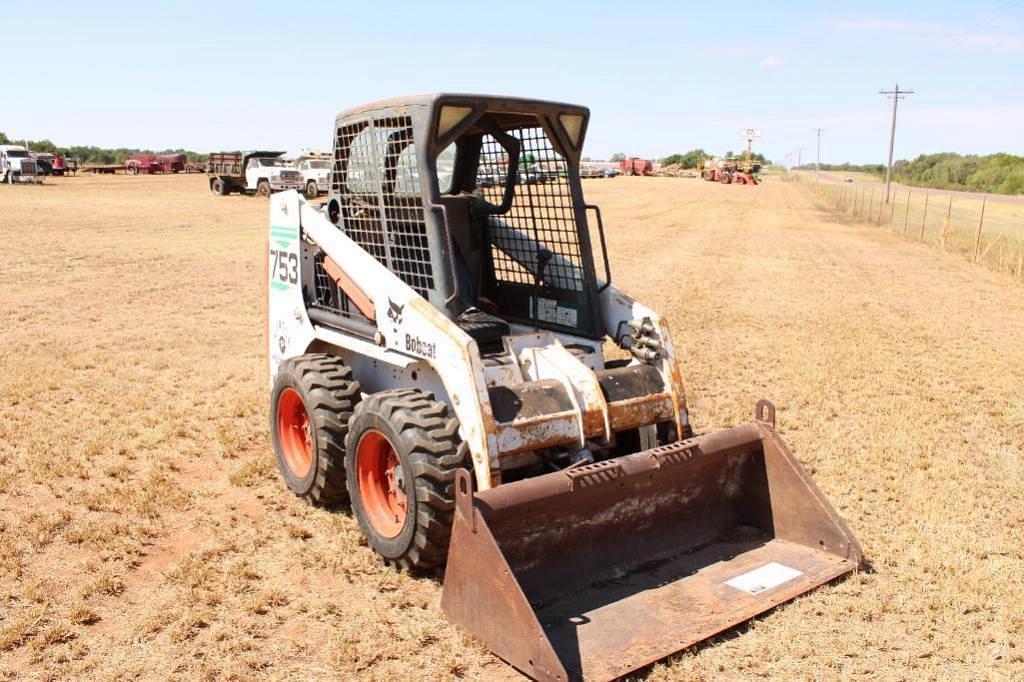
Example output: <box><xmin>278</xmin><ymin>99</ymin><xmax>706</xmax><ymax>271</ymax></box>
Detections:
<box><xmin>305</xmin><ymin>181</ymin><xmax>319</xmax><ymax>200</ymax></box>
<box><xmin>256</xmin><ymin>180</ymin><xmax>272</xmax><ymax>198</ymax></box>
<box><xmin>346</xmin><ymin>389</ymin><xmax>468</xmax><ymax>571</ymax></box>
<box><xmin>271</xmin><ymin>355</ymin><xmax>361</xmax><ymax>504</ymax></box>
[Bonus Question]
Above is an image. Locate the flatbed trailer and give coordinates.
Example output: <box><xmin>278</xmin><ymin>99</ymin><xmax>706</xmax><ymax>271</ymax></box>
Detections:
<box><xmin>80</xmin><ymin>164</ymin><xmax>125</xmax><ymax>175</ymax></box>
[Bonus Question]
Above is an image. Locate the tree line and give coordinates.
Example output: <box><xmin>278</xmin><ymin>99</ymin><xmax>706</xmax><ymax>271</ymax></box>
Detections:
<box><xmin>796</xmin><ymin>153</ymin><xmax>1024</xmax><ymax>195</ymax></box>
<box><xmin>0</xmin><ymin>131</ymin><xmax>208</xmax><ymax>165</ymax></box>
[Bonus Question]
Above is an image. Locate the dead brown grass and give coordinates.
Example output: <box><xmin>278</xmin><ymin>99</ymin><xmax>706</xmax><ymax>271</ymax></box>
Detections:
<box><xmin>1</xmin><ymin>173</ymin><xmax>1022</xmax><ymax>679</ymax></box>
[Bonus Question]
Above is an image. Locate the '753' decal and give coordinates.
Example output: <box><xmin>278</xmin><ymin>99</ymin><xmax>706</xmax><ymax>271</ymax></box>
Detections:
<box><xmin>270</xmin><ymin>249</ymin><xmax>298</xmax><ymax>287</ymax></box>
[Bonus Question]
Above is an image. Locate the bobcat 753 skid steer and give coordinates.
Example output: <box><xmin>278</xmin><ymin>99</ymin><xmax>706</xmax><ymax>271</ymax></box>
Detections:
<box><xmin>266</xmin><ymin>94</ymin><xmax>862</xmax><ymax>681</ymax></box>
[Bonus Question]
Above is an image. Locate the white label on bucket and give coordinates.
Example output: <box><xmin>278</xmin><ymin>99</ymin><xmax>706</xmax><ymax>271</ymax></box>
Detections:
<box><xmin>725</xmin><ymin>562</ymin><xmax>803</xmax><ymax>595</ymax></box>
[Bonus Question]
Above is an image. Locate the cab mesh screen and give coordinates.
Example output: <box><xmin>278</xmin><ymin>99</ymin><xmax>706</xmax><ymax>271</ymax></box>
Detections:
<box><xmin>331</xmin><ymin>116</ymin><xmax>434</xmax><ymax>300</ymax></box>
<box><xmin>479</xmin><ymin>126</ymin><xmax>584</xmax><ymax>293</ymax></box>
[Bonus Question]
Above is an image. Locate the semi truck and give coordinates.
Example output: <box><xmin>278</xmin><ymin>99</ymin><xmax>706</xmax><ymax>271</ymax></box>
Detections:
<box><xmin>1</xmin><ymin>145</ymin><xmax>42</xmax><ymax>184</ymax></box>
<box><xmin>207</xmin><ymin>151</ymin><xmax>304</xmax><ymax>197</ymax></box>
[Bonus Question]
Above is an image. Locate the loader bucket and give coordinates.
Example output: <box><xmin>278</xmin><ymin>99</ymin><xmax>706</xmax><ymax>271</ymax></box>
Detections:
<box><xmin>441</xmin><ymin>401</ymin><xmax>861</xmax><ymax>681</ymax></box>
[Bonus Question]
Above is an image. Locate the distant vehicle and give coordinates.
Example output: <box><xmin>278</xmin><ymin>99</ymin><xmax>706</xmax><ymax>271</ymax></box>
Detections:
<box><xmin>619</xmin><ymin>157</ymin><xmax>654</xmax><ymax>176</ymax></box>
<box><xmin>602</xmin><ymin>167</ymin><xmax>621</xmax><ymax>178</ymax></box>
<box><xmin>294</xmin><ymin>152</ymin><xmax>332</xmax><ymax>199</ymax></box>
<box><xmin>845</xmin><ymin>177</ymin><xmax>854</xmax><ymax>182</ymax></box>
<box><xmin>517</xmin><ymin>164</ymin><xmax>548</xmax><ymax>185</ymax></box>
<box><xmin>476</xmin><ymin>165</ymin><xmax>503</xmax><ymax>188</ymax></box>
<box><xmin>207</xmin><ymin>151</ymin><xmax>304</xmax><ymax>197</ymax></box>
<box><xmin>0</xmin><ymin>145</ymin><xmax>42</xmax><ymax>184</ymax></box>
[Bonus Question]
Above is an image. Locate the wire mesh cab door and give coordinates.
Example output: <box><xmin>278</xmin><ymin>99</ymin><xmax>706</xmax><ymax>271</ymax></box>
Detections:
<box><xmin>430</xmin><ymin>100</ymin><xmax>606</xmax><ymax>341</ymax></box>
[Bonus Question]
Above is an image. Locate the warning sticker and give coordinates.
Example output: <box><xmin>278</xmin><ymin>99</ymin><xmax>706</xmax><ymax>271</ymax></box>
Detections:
<box><xmin>556</xmin><ymin>305</ymin><xmax>578</xmax><ymax>327</ymax></box>
<box><xmin>536</xmin><ymin>297</ymin><xmax>558</xmax><ymax>323</ymax></box>
<box><xmin>724</xmin><ymin>562</ymin><xmax>803</xmax><ymax>595</ymax></box>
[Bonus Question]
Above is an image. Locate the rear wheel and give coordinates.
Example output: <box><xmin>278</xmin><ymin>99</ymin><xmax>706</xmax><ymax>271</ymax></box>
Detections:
<box><xmin>257</xmin><ymin>179</ymin><xmax>272</xmax><ymax>198</ymax></box>
<box><xmin>305</xmin><ymin>180</ymin><xmax>319</xmax><ymax>200</ymax></box>
<box><xmin>211</xmin><ymin>178</ymin><xmax>226</xmax><ymax>195</ymax></box>
<box><xmin>346</xmin><ymin>389</ymin><xmax>468</xmax><ymax>571</ymax></box>
<box><xmin>271</xmin><ymin>354</ymin><xmax>361</xmax><ymax>504</ymax></box>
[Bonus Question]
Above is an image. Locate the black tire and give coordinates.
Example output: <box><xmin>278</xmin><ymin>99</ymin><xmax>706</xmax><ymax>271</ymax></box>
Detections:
<box><xmin>305</xmin><ymin>181</ymin><xmax>319</xmax><ymax>200</ymax></box>
<box><xmin>211</xmin><ymin>178</ymin><xmax>226</xmax><ymax>195</ymax></box>
<box><xmin>345</xmin><ymin>389</ymin><xmax>468</xmax><ymax>571</ymax></box>
<box><xmin>271</xmin><ymin>354</ymin><xmax>361</xmax><ymax>505</ymax></box>
<box><xmin>257</xmin><ymin>179</ymin><xmax>271</xmax><ymax>198</ymax></box>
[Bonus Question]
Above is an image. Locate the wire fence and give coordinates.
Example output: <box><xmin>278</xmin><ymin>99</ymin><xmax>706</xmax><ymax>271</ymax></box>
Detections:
<box><xmin>792</xmin><ymin>173</ymin><xmax>1024</xmax><ymax>280</ymax></box>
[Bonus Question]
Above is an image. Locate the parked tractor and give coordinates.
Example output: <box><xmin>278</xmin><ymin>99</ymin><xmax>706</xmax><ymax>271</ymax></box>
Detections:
<box><xmin>208</xmin><ymin>151</ymin><xmax>304</xmax><ymax>197</ymax></box>
<box><xmin>265</xmin><ymin>94</ymin><xmax>861</xmax><ymax>681</ymax></box>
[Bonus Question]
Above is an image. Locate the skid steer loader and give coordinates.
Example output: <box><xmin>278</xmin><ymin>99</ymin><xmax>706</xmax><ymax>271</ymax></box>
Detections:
<box><xmin>266</xmin><ymin>94</ymin><xmax>862</xmax><ymax>681</ymax></box>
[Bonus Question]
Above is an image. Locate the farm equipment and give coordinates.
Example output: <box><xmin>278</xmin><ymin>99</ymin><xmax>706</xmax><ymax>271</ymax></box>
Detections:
<box><xmin>619</xmin><ymin>156</ymin><xmax>654</xmax><ymax>176</ymax></box>
<box><xmin>208</xmin><ymin>151</ymin><xmax>303</xmax><ymax>197</ymax></box>
<box><xmin>265</xmin><ymin>94</ymin><xmax>862</xmax><ymax>681</ymax></box>
<box><xmin>699</xmin><ymin>157</ymin><xmax>759</xmax><ymax>185</ymax></box>
<box><xmin>126</xmin><ymin>153</ymin><xmax>187</xmax><ymax>174</ymax></box>
<box><xmin>125</xmin><ymin>154</ymin><xmax>161</xmax><ymax>175</ymax></box>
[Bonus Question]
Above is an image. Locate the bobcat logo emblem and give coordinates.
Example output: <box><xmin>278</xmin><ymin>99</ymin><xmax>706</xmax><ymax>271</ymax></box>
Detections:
<box><xmin>387</xmin><ymin>299</ymin><xmax>404</xmax><ymax>325</ymax></box>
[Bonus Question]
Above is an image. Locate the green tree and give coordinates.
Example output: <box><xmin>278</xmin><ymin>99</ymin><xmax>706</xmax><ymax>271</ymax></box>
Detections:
<box><xmin>0</xmin><ymin>131</ymin><xmax>9</xmax><ymax>145</ymax></box>
<box><xmin>661</xmin><ymin>149</ymin><xmax>709</xmax><ymax>168</ymax></box>
<box><xmin>28</xmin><ymin>139</ymin><xmax>59</xmax><ymax>154</ymax></box>
<box><xmin>609</xmin><ymin>153</ymin><xmax>626</xmax><ymax>162</ymax></box>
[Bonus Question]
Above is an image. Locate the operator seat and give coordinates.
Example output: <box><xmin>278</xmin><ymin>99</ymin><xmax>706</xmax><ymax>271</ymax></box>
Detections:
<box><xmin>438</xmin><ymin>194</ymin><xmax>510</xmax><ymax>352</ymax></box>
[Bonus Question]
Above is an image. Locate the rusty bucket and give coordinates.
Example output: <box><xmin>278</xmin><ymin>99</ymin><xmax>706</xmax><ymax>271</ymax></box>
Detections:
<box><xmin>441</xmin><ymin>401</ymin><xmax>861</xmax><ymax>681</ymax></box>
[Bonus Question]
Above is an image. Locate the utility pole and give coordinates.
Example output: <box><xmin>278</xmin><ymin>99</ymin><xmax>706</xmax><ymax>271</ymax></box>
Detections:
<box><xmin>797</xmin><ymin>147</ymin><xmax>804</xmax><ymax>168</ymax></box>
<box><xmin>880</xmin><ymin>83</ymin><xmax>914</xmax><ymax>203</ymax></box>
<box><xmin>812</xmin><ymin>128</ymin><xmax>824</xmax><ymax>181</ymax></box>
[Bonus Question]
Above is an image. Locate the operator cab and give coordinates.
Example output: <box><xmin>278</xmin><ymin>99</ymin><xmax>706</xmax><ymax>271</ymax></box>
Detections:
<box><xmin>320</xmin><ymin>94</ymin><xmax>608</xmax><ymax>356</ymax></box>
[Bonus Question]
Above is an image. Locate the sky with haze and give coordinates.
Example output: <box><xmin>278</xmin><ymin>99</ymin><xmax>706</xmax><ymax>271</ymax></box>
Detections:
<box><xmin>4</xmin><ymin>0</ymin><xmax>1021</xmax><ymax>165</ymax></box>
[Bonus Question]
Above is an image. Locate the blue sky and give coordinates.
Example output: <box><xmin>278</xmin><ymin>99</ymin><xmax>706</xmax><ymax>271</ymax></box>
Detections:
<box><xmin>5</xmin><ymin>0</ymin><xmax>1021</xmax><ymax>164</ymax></box>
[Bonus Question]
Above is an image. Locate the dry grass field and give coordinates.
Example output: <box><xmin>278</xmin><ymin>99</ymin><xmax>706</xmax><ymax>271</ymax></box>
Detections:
<box><xmin>806</xmin><ymin>174</ymin><xmax>1024</xmax><ymax>278</ymax></box>
<box><xmin>2</xmin><ymin>173</ymin><xmax>1022</xmax><ymax>680</ymax></box>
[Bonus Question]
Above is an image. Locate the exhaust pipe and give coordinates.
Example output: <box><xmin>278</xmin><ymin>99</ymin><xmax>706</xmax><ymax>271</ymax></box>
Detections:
<box><xmin>441</xmin><ymin>400</ymin><xmax>861</xmax><ymax>681</ymax></box>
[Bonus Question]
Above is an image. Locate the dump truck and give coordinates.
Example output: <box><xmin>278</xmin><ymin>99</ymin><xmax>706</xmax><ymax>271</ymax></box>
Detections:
<box><xmin>293</xmin><ymin>150</ymin><xmax>332</xmax><ymax>199</ymax></box>
<box><xmin>265</xmin><ymin>94</ymin><xmax>862</xmax><ymax>681</ymax></box>
<box><xmin>619</xmin><ymin>156</ymin><xmax>654</xmax><ymax>176</ymax></box>
<box><xmin>208</xmin><ymin>150</ymin><xmax>304</xmax><ymax>197</ymax></box>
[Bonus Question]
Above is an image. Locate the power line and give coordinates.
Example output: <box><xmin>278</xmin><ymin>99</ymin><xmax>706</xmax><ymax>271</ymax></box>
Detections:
<box><xmin>812</xmin><ymin>128</ymin><xmax>825</xmax><ymax>181</ymax></box>
<box><xmin>880</xmin><ymin>83</ymin><xmax>914</xmax><ymax>203</ymax></box>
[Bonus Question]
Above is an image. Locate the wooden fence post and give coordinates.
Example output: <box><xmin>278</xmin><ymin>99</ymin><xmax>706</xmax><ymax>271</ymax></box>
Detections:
<box><xmin>889</xmin><ymin>194</ymin><xmax>897</xmax><ymax>226</ymax></box>
<box><xmin>903</xmin><ymin>190</ymin><xmax>911</xmax><ymax>236</ymax></box>
<box><xmin>973</xmin><ymin>194</ymin><xmax>988</xmax><ymax>263</ymax></box>
<box><xmin>920</xmin><ymin>190</ymin><xmax>929</xmax><ymax>241</ymax></box>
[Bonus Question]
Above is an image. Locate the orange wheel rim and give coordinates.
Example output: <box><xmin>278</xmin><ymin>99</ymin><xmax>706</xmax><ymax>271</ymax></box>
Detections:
<box><xmin>355</xmin><ymin>430</ymin><xmax>408</xmax><ymax>538</ymax></box>
<box><xmin>277</xmin><ymin>388</ymin><xmax>312</xmax><ymax>478</ymax></box>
